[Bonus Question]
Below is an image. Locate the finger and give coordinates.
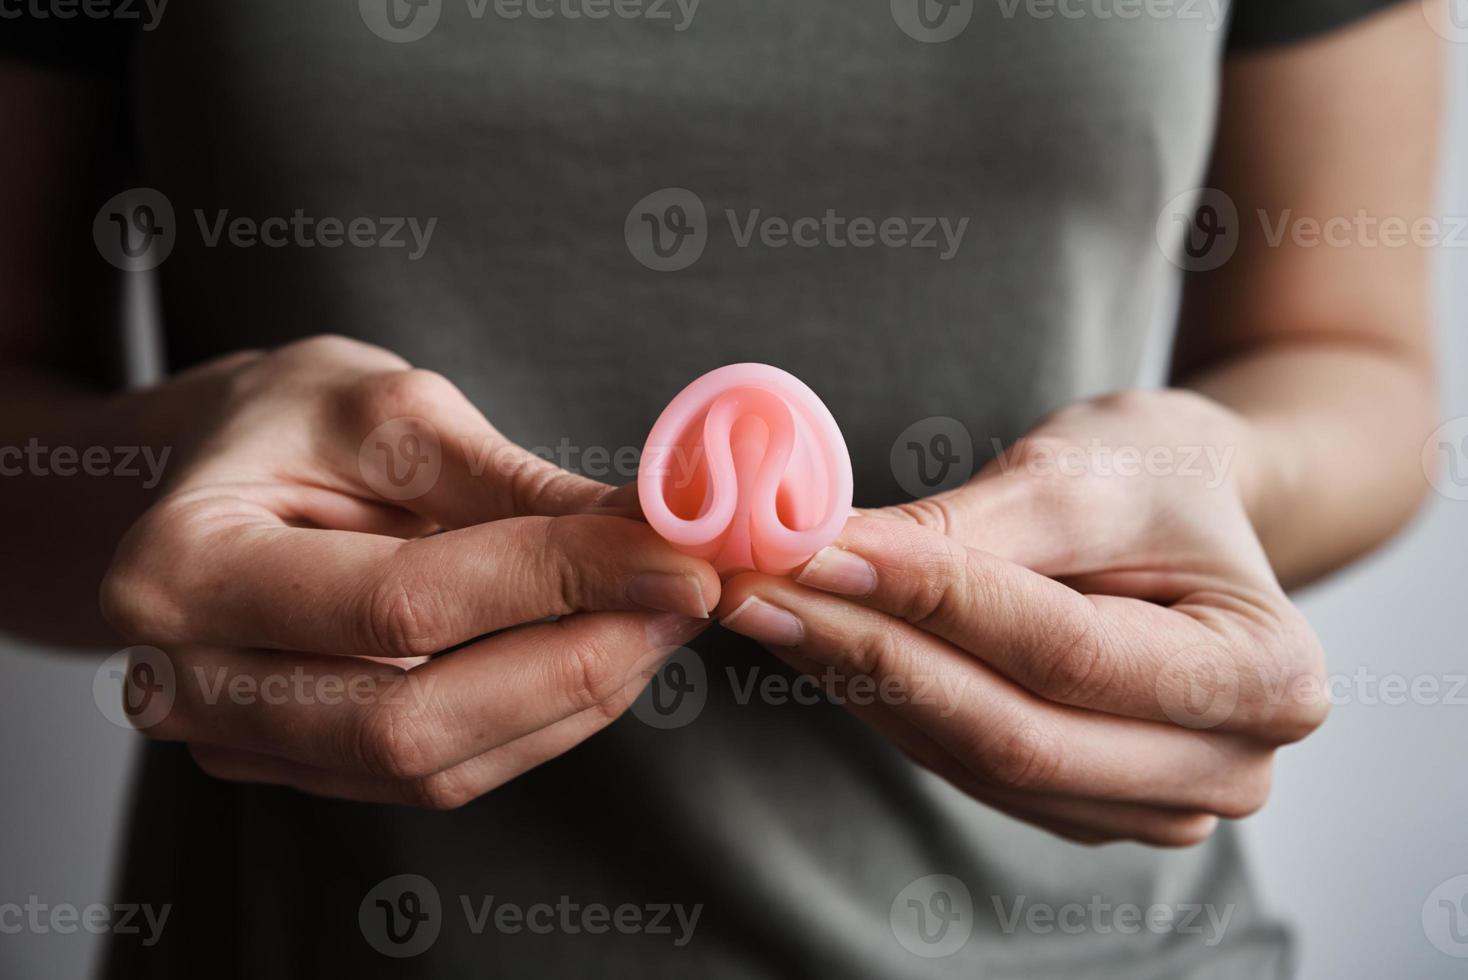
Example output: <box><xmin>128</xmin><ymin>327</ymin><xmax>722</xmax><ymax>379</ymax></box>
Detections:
<box><xmin>333</xmin><ymin>367</ymin><xmax>613</xmax><ymax>527</ymax></box>
<box><xmin>788</xmin><ymin>517</ymin><xmax>1324</xmax><ymax>740</ymax></box>
<box><xmin>778</xmin><ymin>647</ymin><xmax>1222</xmax><ymax>847</ymax></box>
<box><xmin>149</xmin><ymin>613</ymin><xmax>707</xmax><ymax>779</ymax></box>
<box><xmin>186</xmin><ymin>681</ymin><xmax>648</xmax><ymax>809</ymax></box>
<box><xmin>718</xmin><ymin>577</ymin><xmax>1275</xmax><ymax>817</ymax></box>
<box><xmin>863</xmin><ymin>451</ymin><xmax>1087</xmax><ymax>572</ymax></box>
<box><xmin>105</xmin><ymin>509</ymin><xmax>719</xmax><ymax>658</ymax></box>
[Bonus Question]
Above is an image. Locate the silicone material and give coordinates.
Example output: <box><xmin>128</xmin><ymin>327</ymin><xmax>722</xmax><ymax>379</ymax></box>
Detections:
<box><xmin>638</xmin><ymin>363</ymin><xmax>854</xmax><ymax>576</ymax></box>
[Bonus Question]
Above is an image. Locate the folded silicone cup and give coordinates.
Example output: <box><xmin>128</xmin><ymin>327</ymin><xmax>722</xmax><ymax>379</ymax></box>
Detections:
<box><xmin>638</xmin><ymin>363</ymin><xmax>854</xmax><ymax>576</ymax></box>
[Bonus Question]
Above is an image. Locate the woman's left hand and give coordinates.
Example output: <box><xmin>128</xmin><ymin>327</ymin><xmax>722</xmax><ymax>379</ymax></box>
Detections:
<box><xmin>718</xmin><ymin>389</ymin><xmax>1330</xmax><ymax>847</ymax></box>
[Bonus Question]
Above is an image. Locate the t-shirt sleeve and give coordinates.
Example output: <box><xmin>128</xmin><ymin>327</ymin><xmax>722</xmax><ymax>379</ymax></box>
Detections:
<box><xmin>0</xmin><ymin>14</ymin><xmax>132</xmax><ymax>75</ymax></box>
<box><xmin>1226</xmin><ymin>0</ymin><xmax>1410</xmax><ymax>50</ymax></box>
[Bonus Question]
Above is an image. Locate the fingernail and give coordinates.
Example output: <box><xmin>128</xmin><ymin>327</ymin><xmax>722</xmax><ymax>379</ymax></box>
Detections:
<box><xmin>627</xmin><ymin>572</ymin><xmax>709</xmax><ymax>619</ymax></box>
<box><xmin>796</xmin><ymin>547</ymin><xmax>877</xmax><ymax>597</ymax></box>
<box><xmin>585</xmin><ymin>483</ymin><xmax>643</xmax><ymax>518</ymax></box>
<box><xmin>721</xmin><ymin>596</ymin><xmax>804</xmax><ymax>647</ymax></box>
<box><xmin>645</xmin><ymin>613</ymin><xmax>708</xmax><ymax>649</ymax></box>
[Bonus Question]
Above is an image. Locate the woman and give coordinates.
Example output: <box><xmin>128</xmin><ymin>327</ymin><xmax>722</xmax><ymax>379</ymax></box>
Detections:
<box><xmin>0</xmin><ymin>0</ymin><xmax>1441</xmax><ymax>976</ymax></box>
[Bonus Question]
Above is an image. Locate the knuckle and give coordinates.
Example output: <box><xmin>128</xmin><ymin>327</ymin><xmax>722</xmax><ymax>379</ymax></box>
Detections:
<box><xmin>898</xmin><ymin>538</ymin><xmax>969</xmax><ymax>627</ymax></box>
<box><xmin>975</xmin><ymin>718</ymin><xmax>1060</xmax><ymax>791</ymax></box>
<box><xmin>282</xmin><ymin>334</ymin><xmax>401</xmax><ymax>367</ymax></box>
<box><xmin>1031</xmin><ymin>609</ymin><xmax>1109</xmax><ymax>705</ymax></box>
<box><xmin>402</xmin><ymin>770</ymin><xmax>478</xmax><ymax>812</ymax></box>
<box><xmin>890</xmin><ymin>496</ymin><xmax>959</xmax><ymax>537</ymax></box>
<box><xmin>1144</xmin><ymin>814</ymin><xmax>1220</xmax><ymax>849</ymax></box>
<box><xmin>1211</xmin><ymin>757</ymin><xmax>1274</xmax><ymax>820</ymax></box>
<box><xmin>1088</xmin><ymin>389</ymin><xmax>1154</xmax><ymax>416</ymax></box>
<box><xmin>834</xmin><ymin>622</ymin><xmax>906</xmax><ymax>681</ymax></box>
<box><xmin>100</xmin><ymin>520</ymin><xmax>189</xmax><ymax>643</ymax></box>
<box><xmin>186</xmin><ymin>744</ymin><xmax>235</xmax><ymax>782</ymax></box>
<box><xmin>350</xmin><ymin>368</ymin><xmax>458</xmax><ymax>426</ymax></box>
<box><xmin>561</xmin><ymin>631</ymin><xmax>633</xmax><ymax>718</ymax></box>
<box><xmin>364</xmin><ymin>569</ymin><xmax>447</xmax><ymax>658</ymax></box>
<box><xmin>1249</xmin><ymin>616</ymin><xmax>1331</xmax><ymax>743</ymax></box>
<box><xmin>352</xmin><ymin>701</ymin><xmax>441</xmax><ymax>781</ymax></box>
<box><xmin>538</xmin><ymin>518</ymin><xmax>590</xmax><ymax>614</ymax></box>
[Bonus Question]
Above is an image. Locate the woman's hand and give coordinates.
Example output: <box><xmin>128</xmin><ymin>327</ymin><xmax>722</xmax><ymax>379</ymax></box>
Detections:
<box><xmin>101</xmin><ymin>335</ymin><xmax>719</xmax><ymax>808</ymax></box>
<box><xmin>718</xmin><ymin>389</ymin><xmax>1329</xmax><ymax>846</ymax></box>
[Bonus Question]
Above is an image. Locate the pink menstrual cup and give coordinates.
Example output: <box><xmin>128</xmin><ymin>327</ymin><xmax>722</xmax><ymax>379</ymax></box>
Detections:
<box><xmin>638</xmin><ymin>363</ymin><xmax>854</xmax><ymax>576</ymax></box>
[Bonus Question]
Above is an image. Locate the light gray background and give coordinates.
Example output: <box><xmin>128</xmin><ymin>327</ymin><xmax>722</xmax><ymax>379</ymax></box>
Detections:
<box><xmin>1</xmin><ymin>39</ymin><xmax>1463</xmax><ymax>980</ymax></box>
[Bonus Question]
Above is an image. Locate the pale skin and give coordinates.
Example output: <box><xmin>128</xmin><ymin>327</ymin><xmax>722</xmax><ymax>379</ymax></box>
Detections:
<box><xmin>0</xmin><ymin>5</ymin><xmax>1441</xmax><ymax>836</ymax></box>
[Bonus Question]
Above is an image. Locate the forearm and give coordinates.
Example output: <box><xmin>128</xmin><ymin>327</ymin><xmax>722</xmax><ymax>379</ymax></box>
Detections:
<box><xmin>1179</xmin><ymin>340</ymin><xmax>1436</xmax><ymax>590</ymax></box>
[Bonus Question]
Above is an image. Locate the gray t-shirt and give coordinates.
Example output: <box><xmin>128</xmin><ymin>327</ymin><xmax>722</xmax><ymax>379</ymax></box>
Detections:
<box><xmin>5</xmin><ymin>1</ymin><xmax>1401</xmax><ymax>976</ymax></box>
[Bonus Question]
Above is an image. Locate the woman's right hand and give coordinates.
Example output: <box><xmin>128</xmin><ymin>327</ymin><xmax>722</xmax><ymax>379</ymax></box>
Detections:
<box><xmin>100</xmin><ymin>335</ymin><xmax>719</xmax><ymax>808</ymax></box>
